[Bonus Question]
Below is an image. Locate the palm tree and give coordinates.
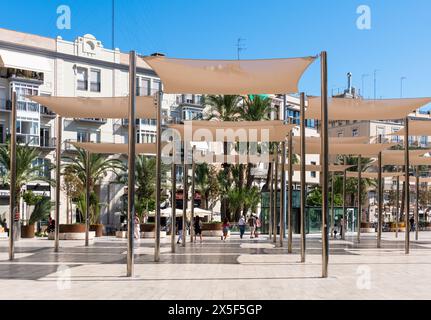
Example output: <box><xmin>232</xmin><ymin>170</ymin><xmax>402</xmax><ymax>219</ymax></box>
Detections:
<box><xmin>0</xmin><ymin>139</ymin><xmax>53</xmax><ymax>210</ymax></box>
<box><xmin>63</xmin><ymin>148</ymin><xmax>125</xmax><ymax>224</ymax></box>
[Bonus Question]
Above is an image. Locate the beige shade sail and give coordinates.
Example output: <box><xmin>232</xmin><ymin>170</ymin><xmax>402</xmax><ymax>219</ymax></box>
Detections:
<box><xmin>380</xmin><ymin>149</ymin><xmax>431</xmax><ymax>165</ymax></box>
<box><xmin>305</xmin><ymin>97</ymin><xmax>431</xmax><ymax>120</ymax></box>
<box><xmin>292</xmin><ymin>142</ymin><xmax>395</xmax><ymax>156</ymax></box>
<box><xmin>71</xmin><ymin>142</ymin><xmax>157</xmax><ymax>155</ymax></box>
<box><xmin>292</xmin><ymin>136</ymin><xmax>369</xmax><ymax>144</ymax></box>
<box><xmin>184</xmin><ymin>120</ymin><xmax>287</xmax><ymax>127</ymax></box>
<box><xmin>392</xmin><ymin>120</ymin><xmax>431</xmax><ymax>136</ymax></box>
<box><xmin>142</xmin><ymin>55</ymin><xmax>316</xmax><ymax>94</ymax></box>
<box><xmin>168</xmin><ymin>123</ymin><xmax>296</xmax><ymax>142</ymax></box>
<box><xmin>345</xmin><ymin>172</ymin><xmax>404</xmax><ymax>179</ymax></box>
<box><xmin>288</xmin><ymin>164</ymin><xmax>354</xmax><ymax>172</ymax></box>
<box><xmin>28</xmin><ymin>96</ymin><xmax>157</xmax><ymax>119</ymax></box>
<box><xmin>379</xmin><ymin>156</ymin><xmax>431</xmax><ymax>166</ymax></box>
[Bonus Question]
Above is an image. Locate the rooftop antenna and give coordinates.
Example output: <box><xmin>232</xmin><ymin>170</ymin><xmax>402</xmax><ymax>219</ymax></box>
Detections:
<box><xmin>112</xmin><ymin>0</ymin><xmax>115</xmax><ymax>50</ymax></box>
<box><xmin>236</xmin><ymin>38</ymin><xmax>246</xmax><ymax>60</ymax></box>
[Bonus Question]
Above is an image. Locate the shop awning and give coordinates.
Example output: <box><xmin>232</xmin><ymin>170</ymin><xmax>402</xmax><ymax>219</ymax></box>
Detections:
<box><xmin>28</xmin><ymin>96</ymin><xmax>157</xmax><ymax>119</ymax></box>
<box><xmin>305</xmin><ymin>97</ymin><xmax>431</xmax><ymax>120</ymax></box>
<box><xmin>0</xmin><ymin>50</ymin><xmax>51</xmax><ymax>72</ymax></box>
<box><xmin>142</xmin><ymin>55</ymin><xmax>316</xmax><ymax>94</ymax></box>
<box><xmin>71</xmin><ymin>142</ymin><xmax>157</xmax><ymax>155</ymax></box>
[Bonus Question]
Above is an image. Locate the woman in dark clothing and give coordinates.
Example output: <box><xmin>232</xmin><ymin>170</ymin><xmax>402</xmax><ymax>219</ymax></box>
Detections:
<box><xmin>194</xmin><ymin>215</ymin><xmax>203</xmax><ymax>243</ymax></box>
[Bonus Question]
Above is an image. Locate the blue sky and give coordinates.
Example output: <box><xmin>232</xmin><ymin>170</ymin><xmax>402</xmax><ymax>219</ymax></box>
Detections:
<box><xmin>1</xmin><ymin>0</ymin><xmax>431</xmax><ymax>107</ymax></box>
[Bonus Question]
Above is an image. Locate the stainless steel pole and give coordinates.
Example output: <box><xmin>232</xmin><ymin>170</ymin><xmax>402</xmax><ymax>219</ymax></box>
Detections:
<box><xmin>342</xmin><ymin>156</ymin><xmax>347</xmax><ymax>240</ymax></box>
<box><xmin>280</xmin><ymin>140</ymin><xmax>286</xmax><ymax>247</ymax></box>
<box><xmin>54</xmin><ymin>115</ymin><xmax>62</xmax><ymax>252</ymax></box>
<box><xmin>182</xmin><ymin>159</ymin><xmax>187</xmax><ymax>247</ymax></box>
<box><xmin>357</xmin><ymin>155</ymin><xmax>362</xmax><ymax>243</ymax></box>
<box><xmin>127</xmin><ymin>50</ymin><xmax>137</xmax><ymax>277</ymax></box>
<box><xmin>269</xmin><ymin>159</ymin><xmax>273</xmax><ymax>239</ymax></box>
<box><xmin>85</xmin><ymin>151</ymin><xmax>90</xmax><ymax>247</ymax></box>
<box><xmin>190</xmin><ymin>146</ymin><xmax>196</xmax><ymax>243</ymax></box>
<box><xmin>273</xmin><ymin>144</ymin><xmax>279</xmax><ymax>243</ymax></box>
<box><xmin>404</xmin><ymin>117</ymin><xmax>410</xmax><ymax>254</ymax></box>
<box><xmin>299</xmin><ymin>93</ymin><xmax>306</xmax><ymax>261</ymax></box>
<box><xmin>171</xmin><ymin>157</ymin><xmax>176</xmax><ymax>253</ymax></box>
<box><xmin>377</xmin><ymin>151</ymin><xmax>382</xmax><ymax>248</ymax></box>
<box><xmin>155</xmin><ymin>90</ymin><xmax>162</xmax><ymax>262</ymax></box>
<box><xmin>320</xmin><ymin>51</ymin><xmax>329</xmax><ymax>278</ymax></box>
<box><xmin>8</xmin><ymin>92</ymin><xmax>17</xmax><ymax>261</ymax></box>
<box><xmin>396</xmin><ymin>174</ymin><xmax>400</xmax><ymax>238</ymax></box>
<box><xmin>331</xmin><ymin>173</ymin><xmax>335</xmax><ymax>239</ymax></box>
<box><xmin>287</xmin><ymin>133</ymin><xmax>293</xmax><ymax>253</ymax></box>
<box><xmin>415</xmin><ymin>166</ymin><xmax>419</xmax><ymax>241</ymax></box>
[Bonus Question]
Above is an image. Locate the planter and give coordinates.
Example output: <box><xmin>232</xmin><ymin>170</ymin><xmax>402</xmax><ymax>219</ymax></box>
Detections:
<box><xmin>21</xmin><ymin>224</ymin><xmax>35</xmax><ymax>239</ymax></box>
<box><xmin>361</xmin><ymin>222</ymin><xmax>373</xmax><ymax>228</ymax></box>
<box><xmin>202</xmin><ymin>222</ymin><xmax>223</xmax><ymax>231</ymax></box>
<box><xmin>59</xmin><ymin>224</ymin><xmax>86</xmax><ymax>233</ymax></box>
<box><xmin>140</xmin><ymin>223</ymin><xmax>156</xmax><ymax>232</ymax></box>
<box><xmin>90</xmin><ymin>224</ymin><xmax>104</xmax><ymax>237</ymax></box>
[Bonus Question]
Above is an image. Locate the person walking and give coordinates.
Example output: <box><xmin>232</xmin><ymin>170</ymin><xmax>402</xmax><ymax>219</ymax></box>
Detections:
<box><xmin>238</xmin><ymin>215</ymin><xmax>246</xmax><ymax>239</ymax></box>
<box><xmin>134</xmin><ymin>216</ymin><xmax>141</xmax><ymax>240</ymax></box>
<box><xmin>248</xmin><ymin>215</ymin><xmax>256</xmax><ymax>239</ymax></box>
<box><xmin>222</xmin><ymin>217</ymin><xmax>230</xmax><ymax>241</ymax></box>
<box><xmin>255</xmin><ymin>215</ymin><xmax>261</xmax><ymax>238</ymax></box>
<box><xmin>410</xmin><ymin>216</ymin><xmax>415</xmax><ymax>232</ymax></box>
<box><xmin>177</xmin><ymin>218</ymin><xmax>183</xmax><ymax>244</ymax></box>
<box><xmin>194</xmin><ymin>215</ymin><xmax>203</xmax><ymax>243</ymax></box>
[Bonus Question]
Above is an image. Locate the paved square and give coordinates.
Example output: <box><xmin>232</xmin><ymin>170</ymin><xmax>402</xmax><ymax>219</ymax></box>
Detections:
<box><xmin>1</xmin><ymin>232</ymin><xmax>430</xmax><ymax>300</ymax></box>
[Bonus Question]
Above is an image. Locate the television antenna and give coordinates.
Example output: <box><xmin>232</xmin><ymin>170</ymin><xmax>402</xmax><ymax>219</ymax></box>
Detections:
<box><xmin>236</xmin><ymin>38</ymin><xmax>247</xmax><ymax>60</ymax></box>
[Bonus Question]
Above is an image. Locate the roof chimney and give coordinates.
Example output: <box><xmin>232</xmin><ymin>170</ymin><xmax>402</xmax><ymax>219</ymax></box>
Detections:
<box><xmin>347</xmin><ymin>72</ymin><xmax>352</xmax><ymax>94</ymax></box>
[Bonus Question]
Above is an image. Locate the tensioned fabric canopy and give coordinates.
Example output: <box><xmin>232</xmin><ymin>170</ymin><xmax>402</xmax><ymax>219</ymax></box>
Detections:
<box><xmin>71</xmin><ymin>142</ymin><xmax>157</xmax><ymax>155</ymax></box>
<box><xmin>292</xmin><ymin>136</ymin><xmax>369</xmax><ymax>144</ymax></box>
<box><xmin>288</xmin><ymin>164</ymin><xmax>354</xmax><ymax>172</ymax></box>
<box><xmin>142</xmin><ymin>56</ymin><xmax>316</xmax><ymax>94</ymax></box>
<box><xmin>392</xmin><ymin>120</ymin><xmax>431</xmax><ymax>136</ymax></box>
<box><xmin>379</xmin><ymin>156</ymin><xmax>431</xmax><ymax>166</ymax></box>
<box><xmin>345</xmin><ymin>172</ymin><xmax>404</xmax><ymax>179</ymax></box>
<box><xmin>380</xmin><ymin>149</ymin><xmax>431</xmax><ymax>165</ymax></box>
<box><xmin>305</xmin><ymin>97</ymin><xmax>431</xmax><ymax>120</ymax></box>
<box><xmin>168</xmin><ymin>123</ymin><xmax>297</xmax><ymax>142</ymax></box>
<box><xmin>292</xmin><ymin>142</ymin><xmax>395</xmax><ymax>156</ymax></box>
<box><xmin>29</xmin><ymin>96</ymin><xmax>157</xmax><ymax>119</ymax></box>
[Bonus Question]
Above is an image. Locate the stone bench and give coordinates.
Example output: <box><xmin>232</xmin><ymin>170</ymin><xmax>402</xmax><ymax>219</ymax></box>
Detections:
<box><xmin>116</xmin><ymin>231</ymin><xmax>167</xmax><ymax>239</ymax></box>
<box><xmin>48</xmin><ymin>232</ymin><xmax>95</xmax><ymax>240</ymax></box>
<box><xmin>202</xmin><ymin>230</ymin><xmax>224</xmax><ymax>237</ymax></box>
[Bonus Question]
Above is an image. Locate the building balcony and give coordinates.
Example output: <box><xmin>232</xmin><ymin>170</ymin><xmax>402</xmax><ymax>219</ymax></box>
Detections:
<box><xmin>17</xmin><ymin>134</ymin><xmax>40</xmax><ymax>146</ymax></box>
<box><xmin>17</xmin><ymin>101</ymin><xmax>39</xmax><ymax>113</ymax></box>
<box><xmin>74</xmin><ymin>118</ymin><xmax>107</xmax><ymax>124</ymax></box>
<box><xmin>64</xmin><ymin>139</ymin><xmax>79</xmax><ymax>152</ymax></box>
<box><xmin>39</xmin><ymin>137</ymin><xmax>56</xmax><ymax>150</ymax></box>
<box><xmin>0</xmin><ymin>99</ymin><xmax>11</xmax><ymax>112</ymax></box>
<box><xmin>40</xmin><ymin>106</ymin><xmax>56</xmax><ymax>118</ymax></box>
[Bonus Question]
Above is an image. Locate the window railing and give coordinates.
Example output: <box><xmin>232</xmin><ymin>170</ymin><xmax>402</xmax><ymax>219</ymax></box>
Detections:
<box><xmin>40</xmin><ymin>137</ymin><xmax>56</xmax><ymax>148</ymax></box>
<box><xmin>40</xmin><ymin>106</ymin><xmax>56</xmax><ymax>116</ymax></box>
<box><xmin>0</xmin><ymin>99</ymin><xmax>11</xmax><ymax>111</ymax></box>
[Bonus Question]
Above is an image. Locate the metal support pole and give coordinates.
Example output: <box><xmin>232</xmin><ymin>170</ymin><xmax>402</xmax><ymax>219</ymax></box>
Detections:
<box><xmin>320</xmin><ymin>51</ymin><xmax>329</xmax><ymax>278</ymax></box>
<box><xmin>396</xmin><ymin>174</ymin><xmax>400</xmax><ymax>238</ymax></box>
<box><xmin>342</xmin><ymin>156</ymin><xmax>347</xmax><ymax>240</ymax></box>
<box><xmin>377</xmin><ymin>151</ymin><xmax>383</xmax><ymax>248</ymax></box>
<box><xmin>85</xmin><ymin>151</ymin><xmax>90</xmax><ymax>247</ymax></box>
<box><xmin>182</xmin><ymin>160</ymin><xmax>188</xmax><ymax>247</ymax></box>
<box><xmin>155</xmin><ymin>90</ymin><xmax>162</xmax><ymax>262</ymax></box>
<box><xmin>357</xmin><ymin>155</ymin><xmax>362</xmax><ymax>243</ymax></box>
<box><xmin>127</xmin><ymin>50</ymin><xmax>137</xmax><ymax>277</ymax></box>
<box><xmin>54</xmin><ymin>115</ymin><xmax>62</xmax><ymax>252</ymax></box>
<box><xmin>280</xmin><ymin>141</ymin><xmax>286</xmax><ymax>246</ymax></box>
<box><xmin>287</xmin><ymin>133</ymin><xmax>293</xmax><ymax>253</ymax></box>
<box><xmin>171</xmin><ymin>158</ymin><xmax>176</xmax><ymax>253</ymax></box>
<box><xmin>415</xmin><ymin>166</ymin><xmax>419</xmax><ymax>241</ymax></box>
<box><xmin>190</xmin><ymin>146</ymin><xmax>196</xmax><ymax>243</ymax></box>
<box><xmin>299</xmin><ymin>93</ymin><xmax>306</xmax><ymax>261</ymax></box>
<box><xmin>331</xmin><ymin>173</ymin><xmax>335</xmax><ymax>239</ymax></box>
<box><xmin>8</xmin><ymin>92</ymin><xmax>17</xmax><ymax>261</ymax></box>
<box><xmin>404</xmin><ymin>117</ymin><xmax>410</xmax><ymax>254</ymax></box>
<box><xmin>273</xmin><ymin>144</ymin><xmax>279</xmax><ymax>243</ymax></box>
<box><xmin>268</xmin><ymin>159</ymin><xmax>273</xmax><ymax>240</ymax></box>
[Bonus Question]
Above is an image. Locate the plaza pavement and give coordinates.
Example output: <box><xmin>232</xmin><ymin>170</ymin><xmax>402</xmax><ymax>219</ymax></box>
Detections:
<box><xmin>0</xmin><ymin>231</ymin><xmax>430</xmax><ymax>300</ymax></box>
